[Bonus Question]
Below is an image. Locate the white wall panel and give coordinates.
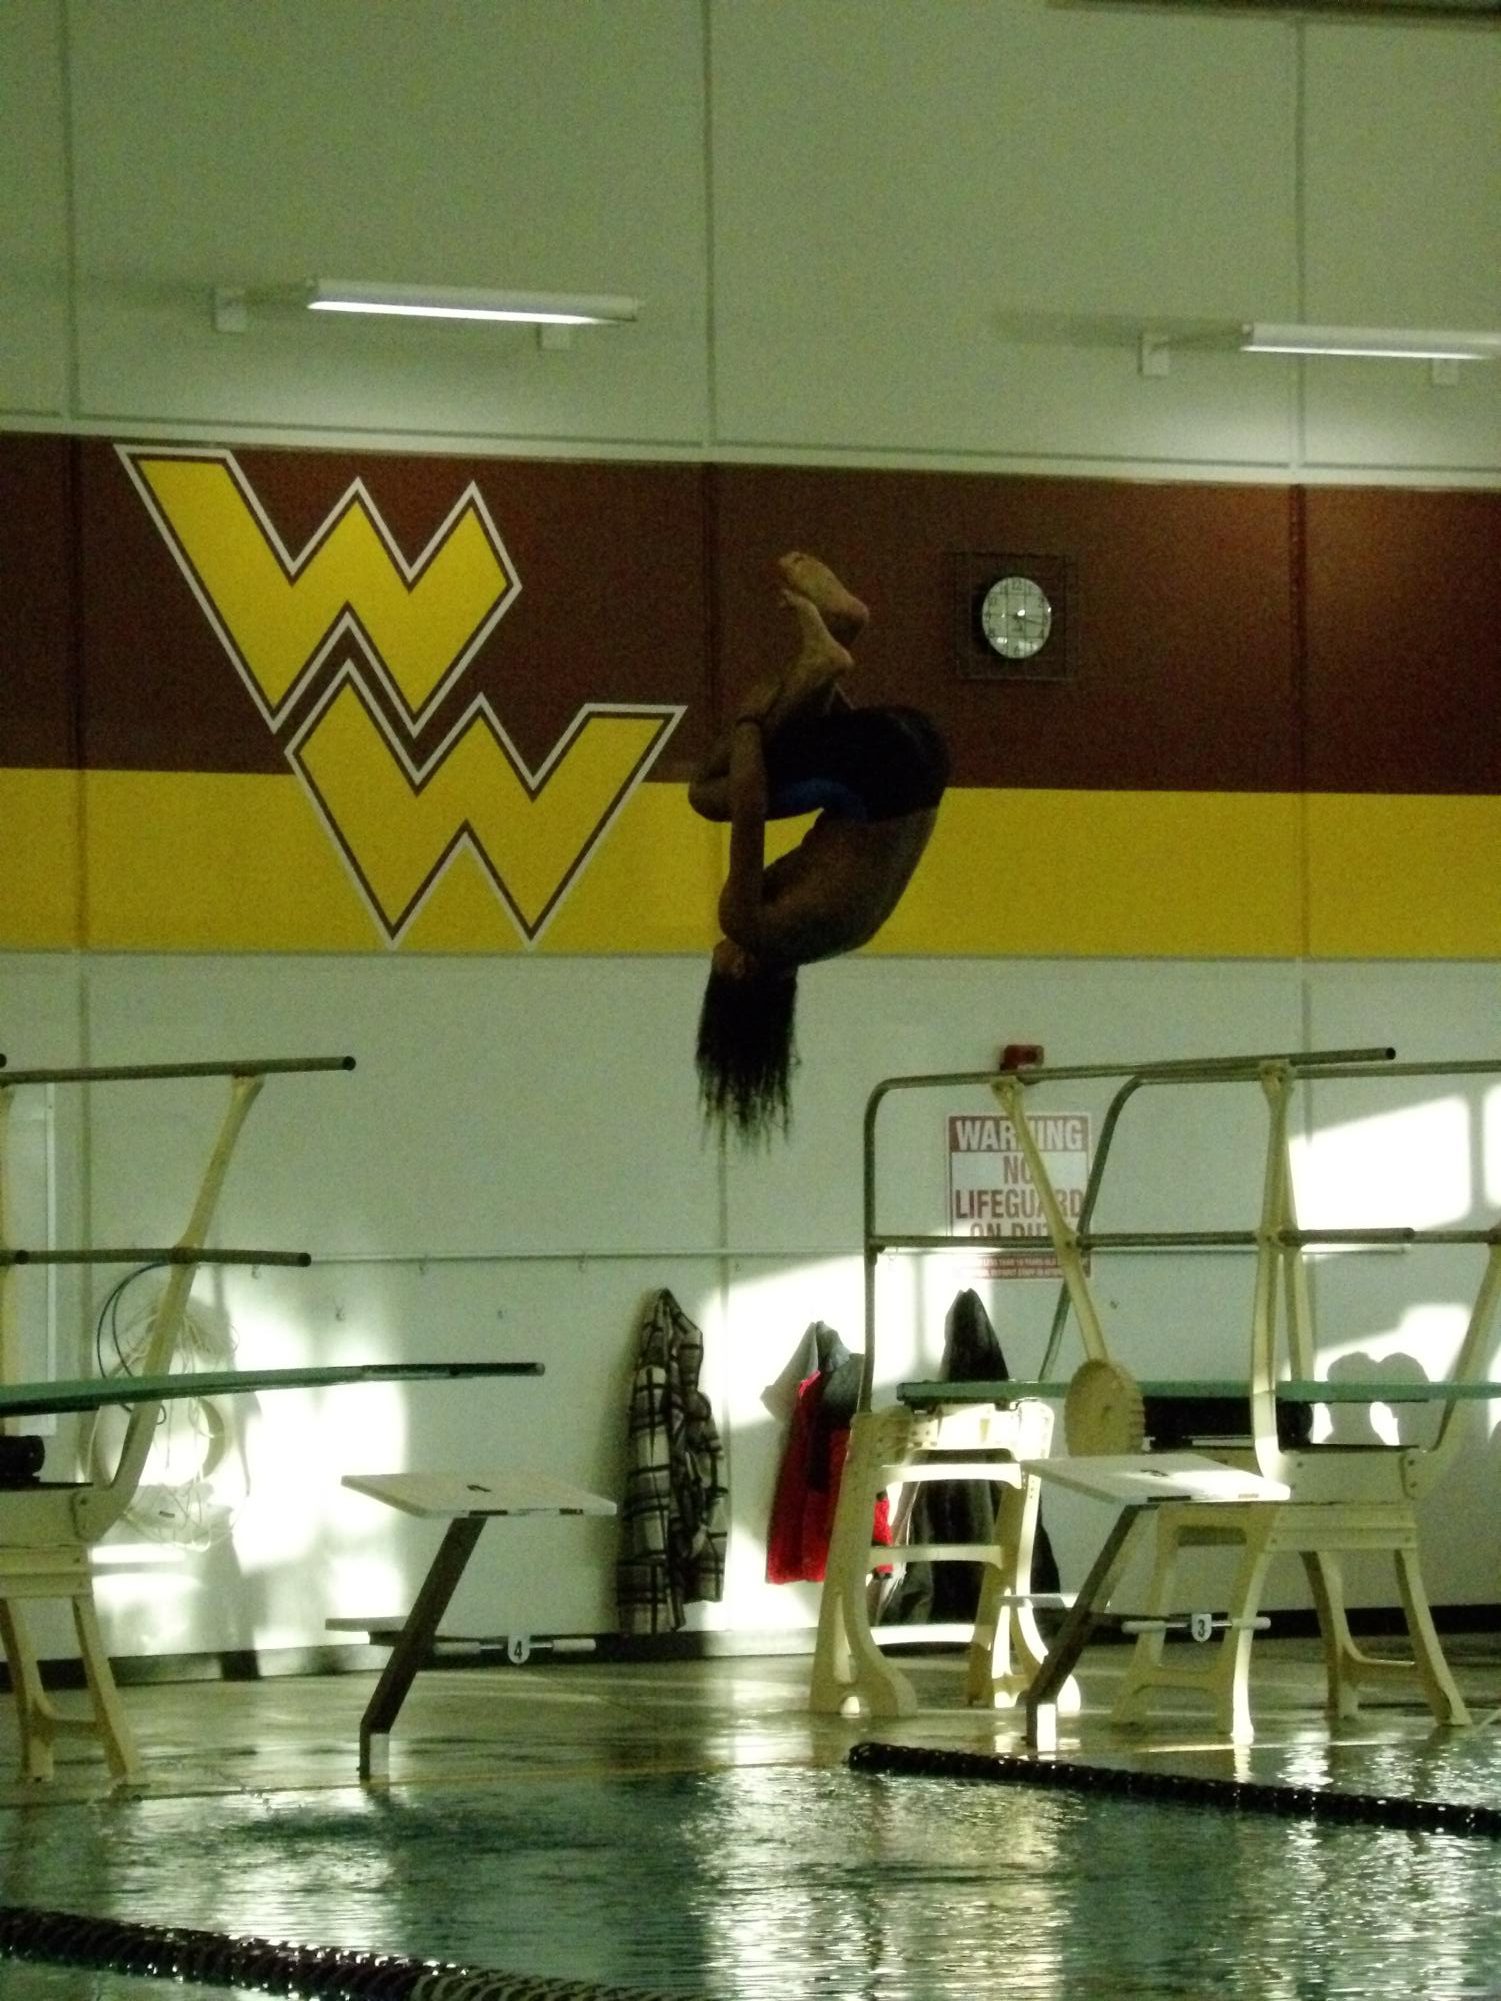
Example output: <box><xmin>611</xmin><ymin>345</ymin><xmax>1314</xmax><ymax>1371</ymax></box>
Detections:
<box><xmin>0</xmin><ymin>954</ymin><xmax>81</xmax><ymax>1069</ymax></box>
<box><xmin>1303</xmin><ymin>24</ymin><xmax>1501</xmax><ymax>331</ymax></box>
<box><xmin>12</xmin><ymin>950</ymin><xmax>1501</xmax><ymax>1647</ymax></box>
<box><xmin>73</xmin><ymin>953</ymin><xmax>716</xmax><ymax>1653</ymax></box>
<box><xmin>66</xmin><ymin>0</ymin><xmax>709</xmax><ymax>441</ymax></box>
<box><xmin>1301</xmin><ymin>22</ymin><xmax>1501</xmax><ymax>471</ymax></box>
<box><xmin>0</xmin><ymin>1</ymin><xmax>70</xmax><ymax>416</ymax></box>
<box><xmin>720</xmin><ymin>954</ymin><xmax>1320</xmax><ymax>1614</ymax></box>
<box><xmin>78</xmin><ymin>955</ymin><xmax>717</xmax><ymax>1258</ymax></box>
<box><xmin>0</xmin><ymin>956</ymin><xmax>88</xmax><ymax>1437</ymax></box>
<box><xmin>1304</xmin><ymin>963</ymin><xmax>1501</xmax><ymax>1606</ymax></box>
<box><xmin>717</xmin><ymin>1255</ymin><xmax>866</xmax><ymax>1635</ymax></box>
<box><xmin>726</xmin><ymin>954</ymin><xmax>1307</xmax><ymax>1264</ymax></box>
<box><xmin>92</xmin><ymin>1254</ymin><xmax>727</xmax><ymax>1656</ymax></box>
<box><xmin>1298</xmin><ymin>364</ymin><xmax>1501</xmax><ymax>477</ymax></box>
<box><xmin>710</xmin><ymin>0</ymin><xmax>1298</xmax><ymax>465</ymax></box>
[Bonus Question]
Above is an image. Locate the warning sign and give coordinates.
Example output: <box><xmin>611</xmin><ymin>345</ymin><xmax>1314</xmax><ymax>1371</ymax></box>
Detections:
<box><xmin>946</xmin><ymin>1110</ymin><xmax>1092</xmax><ymax>1279</ymax></box>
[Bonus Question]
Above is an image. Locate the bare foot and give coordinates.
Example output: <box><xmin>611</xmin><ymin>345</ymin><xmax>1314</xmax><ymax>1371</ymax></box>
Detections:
<box><xmin>777</xmin><ymin>552</ymin><xmax>869</xmax><ymax>646</ymax></box>
<box><xmin>774</xmin><ymin>588</ymin><xmax>853</xmax><ymax>708</ymax></box>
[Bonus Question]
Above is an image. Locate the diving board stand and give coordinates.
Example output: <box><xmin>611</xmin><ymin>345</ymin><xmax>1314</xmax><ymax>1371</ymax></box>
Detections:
<box><xmin>811</xmin><ymin>1393</ymin><xmax>1068</xmax><ymax>1719</ymax></box>
<box><xmin>336</xmin><ymin>1470</ymin><xmax>616</xmax><ymax>1780</ymax></box>
<box><xmin>811</xmin><ymin>1047</ymin><xmax>1388</xmax><ymax>1726</ymax></box>
<box><xmin>0</xmin><ymin>1055</ymin><xmax>363</xmax><ymax>1781</ymax></box>
<box><xmin>1008</xmin><ymin>1050</ymin><xmax>1501</xmax><ymax>1742</ymax></box>
<box><xmin>845</xmin><ymin>1047</ymin><xmax>1501</xmax><ymax>1744</ymax></box>
<box><xmin>1017</xmin><ymin>1453</ymin><xmax>1291</xmax><ymax>1752</ymax></box>
<box><xmin>1072</xmin><ymin>1058</ymin><xmax>1501</xmax><ymax>1744</ymax></box>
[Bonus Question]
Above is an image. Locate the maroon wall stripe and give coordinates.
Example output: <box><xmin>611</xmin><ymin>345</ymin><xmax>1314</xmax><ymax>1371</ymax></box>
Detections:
<box><xmin>0</xmin><ymin>435</ymin><xmax>79</xmax><ymax>769</ymax></box>
<box><xmin>708</xmin><ymin>464</ymin><xmax>1300</xmax><ymax>793</ymax></box>
<box><xmin>74</xmin><ymin>442</ymin><xmax>710</xmax><ymax>779</ymax></box>
<box><xmin>4</xmin><ymin>433</ymin><xmax>1498</xmax><ymax>798</ymax></box>
<box><xmin>1303</xmin><ymin>486</ymin><xmax>1501</xmax><ymax>796</ymax></box>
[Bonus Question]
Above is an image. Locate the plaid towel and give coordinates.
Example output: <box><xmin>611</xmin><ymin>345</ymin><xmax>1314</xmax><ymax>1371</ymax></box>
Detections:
<box><xmin>616</xmin><ymin>1289</ymin><xmax>728</xmax><ymax>1636</ymax></box>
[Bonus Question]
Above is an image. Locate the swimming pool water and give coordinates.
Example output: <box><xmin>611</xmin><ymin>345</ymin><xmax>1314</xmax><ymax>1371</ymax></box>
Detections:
<box><xmin>0</xmin><ymin>1761</ymin><xmax>1497</xmax><ymax>1999</ymax></box>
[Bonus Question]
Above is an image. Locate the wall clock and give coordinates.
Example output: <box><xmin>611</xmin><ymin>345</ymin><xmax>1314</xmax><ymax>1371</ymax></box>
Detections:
<box><xmin>954</xmin><ymin>551</ymin><xmax>1074</xmax><ymax>682</ymax></box>
<box><xmin>981</xmin><ymin>574</ymin><xmax>1052</xmax><ymax>660</ymax></box>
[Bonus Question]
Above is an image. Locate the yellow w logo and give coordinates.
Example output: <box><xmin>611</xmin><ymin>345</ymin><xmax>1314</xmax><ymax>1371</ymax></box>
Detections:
<box><xmin>120</xmin><ymin>446</ymin><xmax>681</xmax><ymax>946</ymax></box>
<box><xmin>121</xmin><ymin>448</ymin><xmax>517</xmax><ymax>725</ymax></box>
<box><xmin>294</xmin><ymin>677</ymin><xmax>673</xmax><ymax>942</ymax></box>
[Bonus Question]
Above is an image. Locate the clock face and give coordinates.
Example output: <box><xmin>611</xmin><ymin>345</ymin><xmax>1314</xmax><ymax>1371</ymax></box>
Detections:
<box><xmin>981</xmin><ymin>575</ymin><xmax>1053</xmax><ymax>660</ymax></box>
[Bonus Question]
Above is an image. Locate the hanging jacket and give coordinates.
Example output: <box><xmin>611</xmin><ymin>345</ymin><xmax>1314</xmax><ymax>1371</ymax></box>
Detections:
<box><xmin>766</xmin><ymin>1322</ymin><xmax>891</xmax><ymax>1583</ymax></box>
<box><xmin>616</xmin><ymin>1289</ymin><xmax>728</xmax><ymax>1636</ymax></box>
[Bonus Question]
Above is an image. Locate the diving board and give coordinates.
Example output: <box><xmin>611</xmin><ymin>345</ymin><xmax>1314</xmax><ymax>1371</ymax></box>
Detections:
<box><xmin>0</xmin><ymin>1361</ymin><xmax>543</xmax><ymax>1421</ymax></box>
<box><xmin>898</xmin><ymin>1378</ymin><xmax>1501</xmax><ymax>1407</ymax></box>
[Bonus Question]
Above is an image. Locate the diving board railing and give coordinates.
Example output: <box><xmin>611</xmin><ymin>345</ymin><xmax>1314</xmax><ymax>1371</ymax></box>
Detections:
<box><xmin>847</xmin><ymin>1046</ymin><xmax>1501</xmax><ymax>1739</ymax></box>
<box><xmin>0</xmin><ymin>1055</ymin><xmax>356</xmax><ymax>1779</ymax></box>
<box><xmin>1245</xmin><ymin>1060</ymin><xmax>1501</xmax><ymax>1505</ymax></box>
<box><xmin>814</xmin><ymin>1048</ymin><xmax>1397</xmax><ymax>1721</ymax></box>
<box><xmin>1036</xmin><ymin>1051</ymin><xmax>1501</xmax><ymax>1386</ymax></box>
<box><xmin>0</xmin><ymin>1057</ymin><xmax>354</xmax><ymax>1543</ymax></box>
<box><xmin>859</xmin><ymin>1046</ymin><xmax>1396</xmax><ymax>1414</ymax></box>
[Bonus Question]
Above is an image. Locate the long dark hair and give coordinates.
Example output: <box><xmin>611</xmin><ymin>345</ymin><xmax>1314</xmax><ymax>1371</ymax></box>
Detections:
<box><xmin>695</xmin><ymin>964</ymin><xmax>800</xmax><ymax>1146</ymax></box>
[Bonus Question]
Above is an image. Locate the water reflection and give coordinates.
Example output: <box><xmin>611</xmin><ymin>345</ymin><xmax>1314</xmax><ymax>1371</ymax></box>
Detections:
<box><xmin>0</xmin><ymin>1970</ymin><xmax>259</xmax><ymax>2001</ymax></box>
<box><xmin>0</xmin><ymin>1765</ymin><xmax>1499</xmax><ymax>1998</ymax></box>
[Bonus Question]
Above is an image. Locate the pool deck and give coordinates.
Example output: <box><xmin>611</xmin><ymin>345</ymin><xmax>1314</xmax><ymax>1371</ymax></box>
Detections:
<box><xmin>0</xmin><ymin>1628</ymin><xmax>1498</xmax><ymax>1806</ymax></box>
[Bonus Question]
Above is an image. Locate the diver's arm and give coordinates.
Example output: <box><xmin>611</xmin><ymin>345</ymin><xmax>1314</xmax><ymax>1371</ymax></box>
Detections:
<box><xmin>688</xmin><ymin>674</ymin><xmax>783</xmax><ymax>822</ymax></box>
<box><xmin>717</xmin><ymin>718</ymin><xmax>772</xmax><ymax>950</ymax></box>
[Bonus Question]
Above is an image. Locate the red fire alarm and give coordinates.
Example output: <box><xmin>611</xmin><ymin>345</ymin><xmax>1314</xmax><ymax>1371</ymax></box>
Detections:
<box><xmin>999</xmin><ymin>1043</ymin><xmax>1044</xmax><ymax>1071</ymax></box>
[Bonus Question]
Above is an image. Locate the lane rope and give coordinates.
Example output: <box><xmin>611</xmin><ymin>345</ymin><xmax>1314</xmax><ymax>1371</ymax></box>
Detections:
<box><xmin>848</xmin><ymin>1739</ymin><xmax>1501</xmax><ymax>1836</ymax></box>
<box><xmin>0</xmin><ymin>1904</ymin><xmax>695</xmax><ymax>2000</ymax></box>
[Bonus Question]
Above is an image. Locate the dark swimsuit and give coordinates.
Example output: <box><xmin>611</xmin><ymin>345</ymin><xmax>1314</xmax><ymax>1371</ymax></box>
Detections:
<box><xmin>763</xmin><ymin>705</ymin><xmax>949</xmax><ymax>823</ymax></box>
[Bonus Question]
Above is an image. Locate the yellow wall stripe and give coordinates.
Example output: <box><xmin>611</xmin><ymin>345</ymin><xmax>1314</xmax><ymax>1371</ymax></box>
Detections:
<box><xmin>1306</xmin><ymin>794</ymin><xmax>1501</xmax><ymax>961</ymax></box>
<box><xmin>874</xmin><ymin>788</ymin><xmax>1304</xmax><ymax>960</ymax></box>
<box><xmin>0</xmin><ymin>770</ymin><xmax>84</xmax><ymax>951</ymax></box>
<box><xmin>84</xmin><ymin>770</ymin><xmax>377</xmax><ymax>954</ymax></box>
<box><xmin>1</xmin><ymin>771</ymin><xmax>1496</xmax><ymax>960</ymax></box>
<box><xmin>80</xmin><ymin>770</ymin><xmax>718</xmax><ymax>955</ymax></box>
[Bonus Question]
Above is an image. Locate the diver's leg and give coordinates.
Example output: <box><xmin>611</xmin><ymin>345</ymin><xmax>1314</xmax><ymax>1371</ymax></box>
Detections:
<box><xmin>777</xmin><ymin>552</ymin><xmax>868</xmax><ymax>647</ymax></box>
<box><xmin>690</xmin><ymin>589</ymin><xmax>854</xmax><ymax>820</ymax></box>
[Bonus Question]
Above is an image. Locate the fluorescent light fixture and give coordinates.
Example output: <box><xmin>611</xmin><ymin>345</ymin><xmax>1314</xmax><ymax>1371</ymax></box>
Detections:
<box><xmin>1241</xmin><ymin>322</ymin><xmax>1501</xmax><ymax>362</ymax></box>
<box><xmin>303</xmin><ymin>280</ymin><xmax>640</xmax><ymax>326</ymax></box>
